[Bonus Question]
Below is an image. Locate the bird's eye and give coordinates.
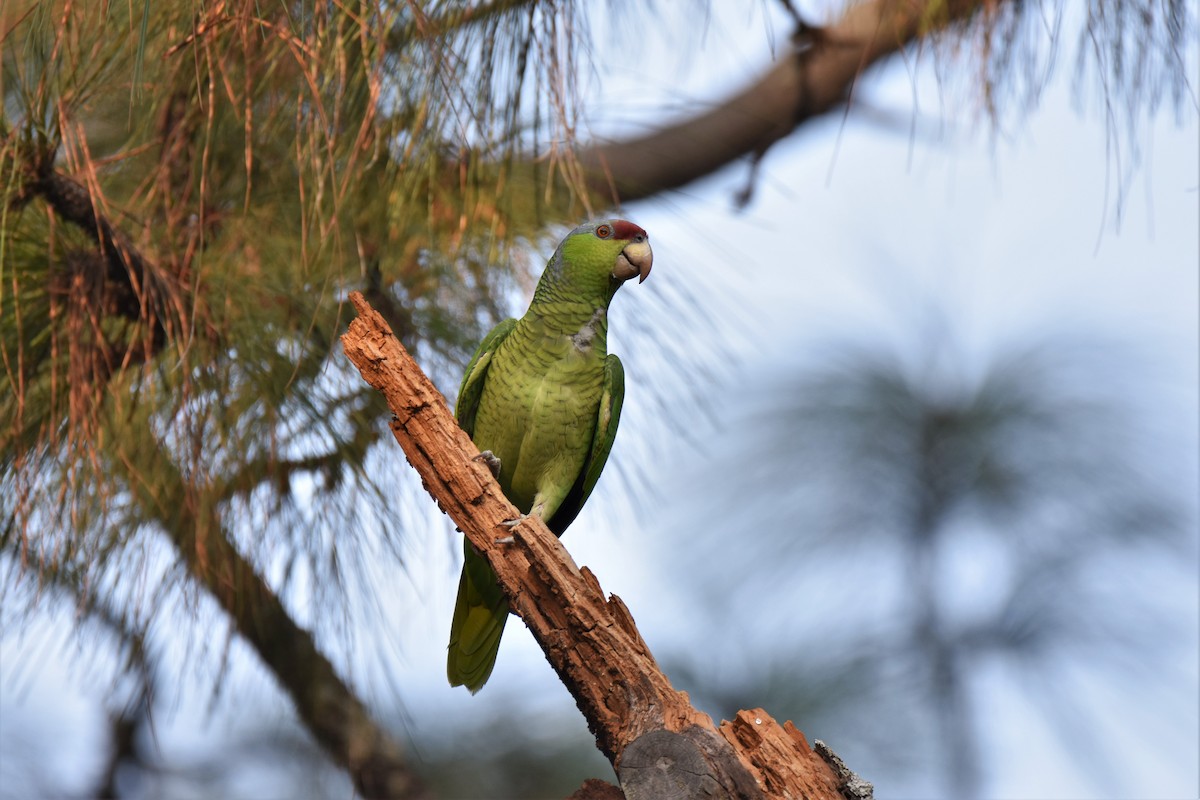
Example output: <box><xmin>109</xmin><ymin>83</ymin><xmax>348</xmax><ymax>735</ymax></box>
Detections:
<box><xmin>596</xmin><ymin>224</ymin><xmax>612</xmax><ymax>238</ymax></box>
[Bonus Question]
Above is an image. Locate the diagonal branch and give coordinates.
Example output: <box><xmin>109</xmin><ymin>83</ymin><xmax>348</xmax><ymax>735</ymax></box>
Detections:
<box><xmin>176</xmin><ymin>519</ymin><xmax>425</xmax><ymax>800</ymax></box>
<box><xmin>341</xmin><ymin>291</ymin><xmax>868</xmax><ymax>799</ymax></box>
<box><xmin>19</xmin><ymin>163</ymin><xmax>181</xmax><ymax>347</ymax></box>
<box><xmin>573</xmin><ymin>0</ymin><xmax>986</xmax><ymax>203</ymax></box>
<box><xmin>122</xmin><ymin>440</ymin><xmax>427</xmax><ymax>800</ymax></box>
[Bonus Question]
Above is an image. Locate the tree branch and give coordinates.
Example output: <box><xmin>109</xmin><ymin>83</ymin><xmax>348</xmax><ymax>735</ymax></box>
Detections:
<box><xmin>574</xmin><ymin>0</ymin><xmax>985</xmax><ymax>203</ymax></box>
<box><xmin>18</xmin><ymin>163</ymin><xmax>182</xmax><ymax>348</ymax></box>
<box><xmin>119</xmin><ymin>441</ymin><xmax>426</xmax><ymax>800</ymax></box>
<box><xmin>174</xmin><ymin>517</ymin><xmax>425</xmax><ymax>799</ymax></box>
<box><xmin>341</xmin><ymin>291</ymin><xmax>867</xmax><ymax>799</ymax></box>
<box><xmin>387</xmin><ymin>0</ymin><xmax>536</xmax><ymax>47</ymax></box>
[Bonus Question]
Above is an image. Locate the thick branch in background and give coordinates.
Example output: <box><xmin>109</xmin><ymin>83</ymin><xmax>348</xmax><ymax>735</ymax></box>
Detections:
<box><xmin>120</xmin><ymin>451</ymin><xmax>425</xmax><ymax>799</ymax></box>
<box><xmin>165</xmin><ymin>516</ymin><xmax>424</xmax><ymax>799</ymax></box>
<box><xmin>572</xmin><ymin>0</ymin><xmax>985</xmax><ymax>204</ymax></box>
<box><xmin>341</xmin><ymin>292</ymin><xmax>871</xmax><ymax>800</ymax></box>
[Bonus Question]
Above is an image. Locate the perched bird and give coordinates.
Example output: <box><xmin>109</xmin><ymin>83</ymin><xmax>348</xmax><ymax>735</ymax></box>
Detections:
<box><xmin>447</xmin><ymin>219</ymin><xmax>653</xmax><ymax>693</ymax></box>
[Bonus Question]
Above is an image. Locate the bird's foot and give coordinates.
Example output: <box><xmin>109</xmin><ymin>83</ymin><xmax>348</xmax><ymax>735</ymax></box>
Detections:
<box><xmin>472</xmin><ymin>450</ymin><xmax>502</xmax><ymax>478</ymax></box>
<box><xmin>499</xmin><ymin>502</ymin><xmax>544</xmax><ymax>530</ymax></box>
<box><xmin>494</xmin><ymin>535</ymin><xmax>514</xmax><ymax>544</ymax></box>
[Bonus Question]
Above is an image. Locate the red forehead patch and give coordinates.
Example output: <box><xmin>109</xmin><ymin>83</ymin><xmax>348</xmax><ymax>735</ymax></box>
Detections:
<box><xmin>610</xmin><ymin>220</ymin><xmax>646</xmax><ymax>240</ymax></box>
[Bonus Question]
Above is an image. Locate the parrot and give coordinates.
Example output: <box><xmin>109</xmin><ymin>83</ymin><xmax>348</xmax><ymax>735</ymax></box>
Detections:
<box><xmin>446</xmin><ymin>219</ymin><xmax>653</xmax><ymax>693</ymax></box>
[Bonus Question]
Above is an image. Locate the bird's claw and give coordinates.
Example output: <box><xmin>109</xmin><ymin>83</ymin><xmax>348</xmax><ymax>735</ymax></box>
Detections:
<box><xmin>500</xmin><ymin>500</ymin><xmax>544</xmax><ymax>529</ymax></box>
<box><xmin>472</xmin><ymin>450</ymin><xmax>502</xmax><ymax>478</ymax></box>
<box><xmin>494</xmin><ymin>535</ymin><xmax>514</xmax><ymax>544</ymax></box>
<box><xmin>498</xmin><ymin>497</ymin><xmax>544</xmax><ymax>533</ymax></box>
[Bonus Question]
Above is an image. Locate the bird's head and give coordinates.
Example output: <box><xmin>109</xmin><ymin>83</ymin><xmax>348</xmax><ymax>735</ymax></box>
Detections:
<box><xmin>546</xmin><ymin>219</ymin><xmax>653</xmax><ymax>301</ymax></box>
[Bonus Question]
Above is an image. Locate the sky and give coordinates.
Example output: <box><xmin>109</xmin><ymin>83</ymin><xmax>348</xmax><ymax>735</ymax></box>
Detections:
<box><xmin>1</xmin><ymin>2</ymin><xmax>1197</xmax><ymax>799</ymax></box>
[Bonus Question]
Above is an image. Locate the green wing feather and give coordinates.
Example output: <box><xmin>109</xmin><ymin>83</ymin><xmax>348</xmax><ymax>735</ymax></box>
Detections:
<box><xmin>447</xmin><ymin>317</ymin><xmax>516</xmax><ymax>693</ymax></box>
<box><xmin>547</xmin><ymin>354</ymin><xmax>625</xmax><ymax>535</ymax></box>
<box><xmin>454</xmin><ymin>318</ymin><xmax>517</xmax><ymax>436</ymax></box>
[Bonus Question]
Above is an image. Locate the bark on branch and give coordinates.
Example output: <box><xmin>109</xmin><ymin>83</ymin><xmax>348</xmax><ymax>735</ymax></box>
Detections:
<box><xmin>341</xmin><ymin>291</ymin><xmax>871</xmax><ymax>800</ymax></box>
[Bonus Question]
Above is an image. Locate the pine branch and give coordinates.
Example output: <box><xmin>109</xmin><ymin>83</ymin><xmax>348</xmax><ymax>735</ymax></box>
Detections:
<box><xmin>19</xmin><ymin>163</ymin><xmax>180</xmax><ymax>347</ymax></box>
<box><xmin>118</xmin><ymin>436</ymin><xmax>426</xmax><ymax>799</ymax></box>
<box><xmin>168</xmin><ymin>513</ymin><xmax>426</xmax><ymax>800</ymax></box>
<box><xmin>388</xmin><ymin>0</ymin><xmax>536</xmax><ymax>47</ymax></box>
<box><xmin>341</xmin><ymin>291</ymin><xmax>869</xmax><ymax>800</ymax></box>
<box><xmin>11</xmin><ymin>515</ymin><xmax>423</xmax><ymax>798</ymax></box>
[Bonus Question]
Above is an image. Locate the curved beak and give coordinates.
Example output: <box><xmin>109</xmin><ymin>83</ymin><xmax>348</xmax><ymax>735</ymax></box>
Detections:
<box><xmin>612</xmin><ymin>240</ymin><xmax>653</xmax><ymax>284</ymax></box>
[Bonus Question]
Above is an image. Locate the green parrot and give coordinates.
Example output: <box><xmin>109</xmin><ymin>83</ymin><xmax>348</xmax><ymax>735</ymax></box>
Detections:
<box><xmin>447</xmin><ymin>219</ymin><xmax>653</xmax><ymax>693</ymax></box>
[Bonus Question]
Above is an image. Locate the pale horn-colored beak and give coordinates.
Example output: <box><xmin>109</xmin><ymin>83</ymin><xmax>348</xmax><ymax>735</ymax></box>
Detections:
<box><xmin>612</xmin><ymin>240</ymin><xmax>653</xmax><ymax>283</ymax></box>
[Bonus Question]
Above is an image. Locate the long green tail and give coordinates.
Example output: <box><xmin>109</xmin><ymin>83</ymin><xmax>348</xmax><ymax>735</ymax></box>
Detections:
<box><xmin>447</xmin><ymin>543</ymin><xmax>509</xmax><ymax>693</ymax></box>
